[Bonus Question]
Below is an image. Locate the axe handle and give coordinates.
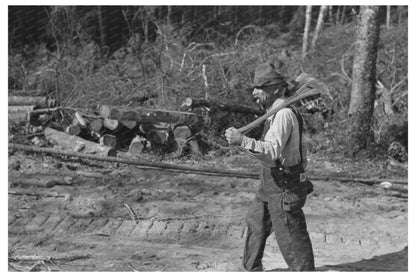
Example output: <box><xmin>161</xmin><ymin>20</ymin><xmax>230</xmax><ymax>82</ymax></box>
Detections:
<box><xmin>238</xmin><ymin>88</ymin><xmax>320</xmax><ymax>134</ymax></box>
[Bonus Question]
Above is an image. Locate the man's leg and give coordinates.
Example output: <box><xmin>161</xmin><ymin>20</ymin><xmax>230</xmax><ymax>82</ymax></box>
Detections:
<box><xmin>242</xmin><ymin>197</ymin><xmax>272</xmax><ymax>271</ymax></box>
<box><xmin>268</xmin><ymin>200</ymin><xmax>315</xmax><ymax>271</ymax></box>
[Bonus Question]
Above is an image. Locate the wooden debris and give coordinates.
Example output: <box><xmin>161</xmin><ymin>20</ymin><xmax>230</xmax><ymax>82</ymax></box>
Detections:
<box><xmin>120</xmin><ymin>120</ymin><xmax>137</xmax><ymax>129</ymax></box>
<box><xmin>9</xmin><ymin>254</ymin><xmax>91</xmax><ymax>262</ymax></box>
<box><xmin>128</xmin><ymin>136</ymin><xmax>146</xmax><ymax>155</ymax></box>
<box><xmin>98</xmin><ymin>104</ymin><xmax>112</xmax><ymax>118</ymax></box>
<box><xmin>378</xmin><ymin>181</ymin><xmax>408</xmax><ymax>193</ymax></box>
<box><xmin>73</xmin><ymin>111</ymin><xmax>87</xmax><ymax>128</ymax></box>
<box><xmin>10</xmin><ymin>143</ymin><xmax>258</xmax><ymax>179</ymax></box>
<box><xmin>173</xmin><ymin>124</ymin><xmax>192</xmax><ymax>140</ymax></box>
<box><xmin>65</xmin><ymin>125</ymin><xmax>82</xmax><ymax>136</ymax></box>
<box><xmin>147</xmin><ymin>127</ymin><xmax>170</xmax><ymax>145</ymax></box>
<box><xmin>76</xmin><ymin>170</ymin><xmax>108</xmax><ymax>179</ymax></box>
<box><xmin>124</xmin><ymin>203</ymin><xmax>138</xmax><ymax>224</ymax></box>
<box><xmin>306</xmin><ymin>173</ymin><xmax>408</xmax><ymax>185</ymax></box>
<box><xmin>10</xmin><ymin>143</ymin><xmax>408</xmax><ymax>189</ymax></box>
<box><xmin>44</xmin><ymin>127</ymin><xmax>117</xmax><ymax>157</ymax></box>
<box><xmin>8</xmin><ymin>190</ymin><xmax>72</xmax><ymax>200</ymax></box>
<box><xmin>8</xmin><ymin>105</ymin><xmax>36</xmax><ymax>113</ymax></box>
<box><xmin>88</xmin><ymin>118</ymin><xmax>103</xmax><ymax>133</ymax></box>
<box><xmin>173</xmin><ymin>124</ymin><xmax>200</xmax><ymax>155</ymax></box>
<box><xmin>127</xmin><ymin>189</ymin><xmax>143</xmax><ymax>202</ymax></box>
<box><xmin>181</xmin><ymin>97</ymin><xmax>264</xmax><ymax>115</ymax></box>
<box><xmin>102</xmin><ymin>105</ymin><xmax>205</xmax><ymax>125</ymax></box>
<box><xmin>9</xmin><ymin>174</ymin><xmax>73</xmax><ymax>188</ymax></box>
<box><xmin>99</xmin><ymin>134</ymin><xmax>117</xmax><ymax>148</ymax></box>
<box><xmin>9</xmin><ymin>174</ymin><xmax>72</xmax><ymax>188</ymax></box>
<box><xmin>8</xmin><ymin>111</ymin><xmax>30</xmax><ymax>123</ymax></box>
<box><xmin>8</xmin><ymin>96</ymin><xmax>56</xmax><ymax>108</ymax></box>
<box><xmin>103</xmin><ymin>118</ymin><xmax>121</xmax><ymax>131</ymax></box>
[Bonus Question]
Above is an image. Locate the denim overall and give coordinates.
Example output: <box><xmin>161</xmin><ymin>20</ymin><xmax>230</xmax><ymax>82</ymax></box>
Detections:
<box><xmin>242</xmin><ymin>108</ymin><xmax>315</xmax><ymax>271</ymax></box>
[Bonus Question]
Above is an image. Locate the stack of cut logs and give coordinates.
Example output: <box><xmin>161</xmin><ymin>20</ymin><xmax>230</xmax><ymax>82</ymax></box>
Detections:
<box><xmin>8</xmin><ymin>96</ymin><xmax>204</xmax><ymax>157</ymax></box>
<box><xmin>8</xmin><ymin>95</ymin><xmax>57</xmax><ymax>125</ymax></box>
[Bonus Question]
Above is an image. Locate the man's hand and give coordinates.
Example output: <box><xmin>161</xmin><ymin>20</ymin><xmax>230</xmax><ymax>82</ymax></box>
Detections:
<box><xmin>225</xmin><ymin>127</ymin><xmax>244</xmax><ymax>145</ymax></box>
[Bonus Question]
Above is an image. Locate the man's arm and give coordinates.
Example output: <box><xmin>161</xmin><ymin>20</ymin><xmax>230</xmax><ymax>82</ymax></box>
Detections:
<box><xmin>226</xmin><ymin>109</ymin><xmax>294</xmax><ymax>167</ymax></box>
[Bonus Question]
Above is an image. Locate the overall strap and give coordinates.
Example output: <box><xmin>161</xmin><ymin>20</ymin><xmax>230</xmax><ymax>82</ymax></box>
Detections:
<box><xmin>288</xmin><ymin>105</ymin><xmax>304</xmax><ymax>164</ymax></box>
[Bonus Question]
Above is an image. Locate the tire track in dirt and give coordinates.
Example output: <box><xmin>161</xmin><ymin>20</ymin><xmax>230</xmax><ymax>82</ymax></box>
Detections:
<box><xmin>9</xmin><ymin>213</ymin><xmax>36</xmax><ymax>235</ymax></box>
<box><xmin>24</xmin><ymin>213</ymin><xmax>51</xmax><ymax>232</ymax></box>
<box><xmin>41</xmin><ymin>213</ymin><xmax>68</xmax><ymax>233</ymax></box>
<box><xmin>8</xmin><ymin>214</ymin><xmax>19</xmax><ymax>226</ymax></box>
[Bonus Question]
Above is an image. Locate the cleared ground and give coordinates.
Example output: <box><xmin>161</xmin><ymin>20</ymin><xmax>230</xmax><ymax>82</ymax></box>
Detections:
<box><xmin>8</xmin><ymin>151</ymin><xmax>408</xmax><ymax>271</ymax></box>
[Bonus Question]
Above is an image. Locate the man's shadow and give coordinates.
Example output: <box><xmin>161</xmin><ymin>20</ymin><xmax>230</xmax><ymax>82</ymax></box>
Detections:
<box><xmin>267</xmin><ymin>246</ymin><xmax>408</xmax><ymax>272</ymax></box>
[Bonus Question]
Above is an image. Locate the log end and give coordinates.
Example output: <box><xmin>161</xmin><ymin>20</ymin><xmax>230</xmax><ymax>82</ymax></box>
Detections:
<box><xmin>107</xmin><ymin>148</ymin><xmax>117</xmax><ymax>157</ymax></box>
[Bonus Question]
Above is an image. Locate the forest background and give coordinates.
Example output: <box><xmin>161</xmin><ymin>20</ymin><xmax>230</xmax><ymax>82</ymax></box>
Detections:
<box><xmin>7</xmin><ymin>5</ymin><xmax>408</xmax><ymax>165</ymax></box>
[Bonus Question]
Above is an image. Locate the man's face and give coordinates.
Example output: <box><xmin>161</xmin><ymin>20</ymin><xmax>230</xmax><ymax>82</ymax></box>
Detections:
<box><xmin>252</xmin><ymin>85</ymin><xmax>280</xmax><ymax>108</ymax></box>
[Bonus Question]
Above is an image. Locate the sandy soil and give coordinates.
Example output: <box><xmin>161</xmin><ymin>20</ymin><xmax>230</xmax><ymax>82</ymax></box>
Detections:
<box><xmin>8</xmin><ymin>150</ymin><xmax>408</xmax><ymax>271</ymax></box>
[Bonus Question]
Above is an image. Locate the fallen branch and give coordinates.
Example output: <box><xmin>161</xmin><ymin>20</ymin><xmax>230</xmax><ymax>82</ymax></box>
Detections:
<box><xmin>8</xmin><ymin>190</ymin><xmax>71</xmax><ymax>200</ymax></box>
<box><xmin>9</xmin><ymin>175</ymin><xmax>72</xmax><ymax>188</ymax></box>
<box><xmin>76</xmin><ymin>170</ymin><xmax>111</xmax><ymax>179</ymax></box>
<box><xmin>8</xmin><ymin>261</ymin><xmax>49</xmax><ymax>272</ymax></box>
<box><xmin>9</xmin><ymin>143</ymin><xmax>258</xmax><ymax>179</ymax></box>
<box><xmin>124</xmin><ymin>203</ymin><xmax>138</xmax><ymax>225</ymax></box>
<box><xmin>9</xmin><ymin>254</ymin><xmax>91</xmax><ymax>262</ymax></box>
<box><xmin>9</xmin><ymin>143</ymin><xmax>408</xmax><ymax>187</ymax></box>
<box><xmin>306</xmin><ymin>174</ymin><xmax>408</xmax><ymax>186</ymax></box>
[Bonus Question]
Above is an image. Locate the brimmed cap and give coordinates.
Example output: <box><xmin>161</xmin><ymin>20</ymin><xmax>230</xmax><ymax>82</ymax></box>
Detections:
<box><xmin>252</xmin><ymin>63</ymin><xmax>286</xmax><ymax>88</ymax></box>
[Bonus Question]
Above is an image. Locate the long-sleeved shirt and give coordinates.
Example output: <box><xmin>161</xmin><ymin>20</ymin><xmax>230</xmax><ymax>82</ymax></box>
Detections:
<box><xmin>240</xmin><ymin>98</ymin><xmax>307</xmax><ymax>168</ymax></box>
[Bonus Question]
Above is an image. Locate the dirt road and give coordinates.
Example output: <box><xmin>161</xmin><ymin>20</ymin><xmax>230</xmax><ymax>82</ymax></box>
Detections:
<box><xmin>8</xmin><ymin>151</ymin><xmax>408</xmax><ymax>271</ymax></box>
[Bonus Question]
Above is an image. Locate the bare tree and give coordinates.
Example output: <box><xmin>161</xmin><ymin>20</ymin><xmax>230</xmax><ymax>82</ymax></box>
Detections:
<box><xmin>302</xmin><ymin>5</ymin><xmax>312</xmax><ymax>59</ymax></box>
<box><xmin>386</xmin><ymin>5</ymin><xmax>391</xmax><ymax>29</ymax></box>
<box><xmin>311</xmin><ymin>5</ymin><xmax>327</xmax><ymax>51</ymax></box>
<box><xmin>97</xmin><ymin>6</ymin><xmax>106</xmax><ymax>47</ymax></box>
<box><xmin>347</xmin><ymin>6</ymin><xmax>382</xmax><ymax>155</ymax></box>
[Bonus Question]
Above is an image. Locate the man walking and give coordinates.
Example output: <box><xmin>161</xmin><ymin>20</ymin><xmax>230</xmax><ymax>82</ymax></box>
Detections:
<box><xmin>225</xmin><ymin>63</ymin><xmax>315</xmax><ymax>271</ymax></box>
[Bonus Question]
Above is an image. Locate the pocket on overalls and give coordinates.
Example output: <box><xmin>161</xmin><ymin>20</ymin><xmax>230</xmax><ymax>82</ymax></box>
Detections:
<box><xmin>281</xmin><ymin>182</ymin><xmax>308</xmax><ymax>211</ymax></box>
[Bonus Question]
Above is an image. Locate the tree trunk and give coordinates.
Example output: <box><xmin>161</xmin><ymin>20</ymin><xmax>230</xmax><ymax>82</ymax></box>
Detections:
<box><xmin>328</xmin><ymin>6</ymin><xmax>334</xmax><ymax>24</ymax></box>
<box><xmin>386</xmin><ymin>5</ymin><xmax>391</xmax><ymax>29</ymax></box>
<box><xmin>311</xmin><ymin>5</ymin><xmax>327</xmax><ymax>51</ymax></box>
<box><xmin>397</xmin><ymin>6</ymin><xmax>403</xmax><ymax>25</ymax></box>
<box><xmin>335</xmin><ymin>6</ymin><xmax>341</xmax><ymax>24</ymax></box>
<box><xmin>302</xmin><ymin>6</ymin><xmax>312</xmax><ymax>58</ymax></box>
<box><xmin>347</xmin><ymin>6</ymin><xmax>382</xmax><ymax>155</ymax></box>
<box><xmin>44</xmin><ymin>127</ymin><xmax>117</xmax><ymax>157</ymax></box>
<box><xmin>340</xmin><ymin>6</ymin><xmax>346</xmax><ymax>24</ymax></box>
<box><xmin>97</xmin><ymin>6</ymin><xmax>106</xmax><ymax>47</ymax></box>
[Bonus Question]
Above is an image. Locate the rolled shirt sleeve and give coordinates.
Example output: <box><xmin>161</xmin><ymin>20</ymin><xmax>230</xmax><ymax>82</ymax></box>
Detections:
<box><xmin>240</xmin><ymin>107</ymin><xmax>302</xmax><ymax>168</ymax></box>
